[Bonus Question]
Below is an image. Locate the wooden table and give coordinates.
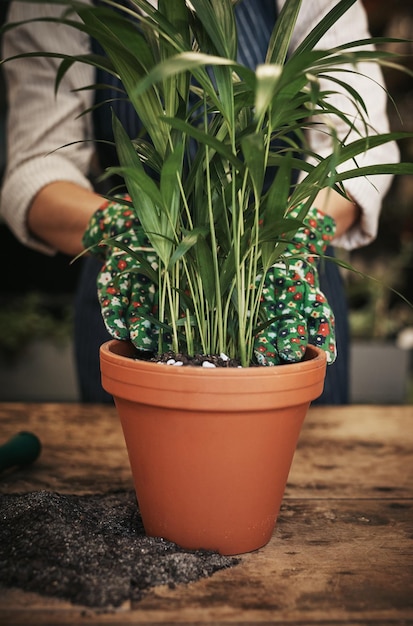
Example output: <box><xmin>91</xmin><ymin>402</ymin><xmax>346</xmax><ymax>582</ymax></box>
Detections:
<box><xmin>0</xmin><ymin>403</ymin><xmax>412</xmax><ymax>625</ymax></box>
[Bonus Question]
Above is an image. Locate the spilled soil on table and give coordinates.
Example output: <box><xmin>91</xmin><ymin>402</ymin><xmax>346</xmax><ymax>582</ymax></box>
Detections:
<box><xmin>0</xmin><ymin>490</ymin><xmax>240</xmax><ymax>608</ymax></box>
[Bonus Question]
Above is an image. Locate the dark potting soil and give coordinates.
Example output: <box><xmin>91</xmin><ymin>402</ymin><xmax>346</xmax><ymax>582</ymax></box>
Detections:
<box><xmin>0</xmin><ymin>490</ymin><xmax>240</xmax><ymax>608</ymax></box>
<box><xmin>150</xmin><ymin>351</ymin><xmax>243</xmax><ymax>367</ymax></box>
<box><xmin>138</xmin><ymin>349</ymin><xmax>262</xmax><ymax>368</ymax></box>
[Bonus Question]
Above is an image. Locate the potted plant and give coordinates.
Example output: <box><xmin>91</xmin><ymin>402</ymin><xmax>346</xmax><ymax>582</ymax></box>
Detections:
<box><xmin>4</xmin><ymin>0</ymin><xmax>413</xmax><ymax>554</ymax></box>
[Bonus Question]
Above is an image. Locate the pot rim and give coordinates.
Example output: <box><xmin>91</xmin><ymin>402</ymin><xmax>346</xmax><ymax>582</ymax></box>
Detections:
<box><xmin>100</xmin><ymin>340</ymin><xmax>327</xmax><ymax>408</ymax></box>
<box><xmin>100</xmin><ymin>339</ymin><xmax>327</xmax><ymax>379</ymax></box>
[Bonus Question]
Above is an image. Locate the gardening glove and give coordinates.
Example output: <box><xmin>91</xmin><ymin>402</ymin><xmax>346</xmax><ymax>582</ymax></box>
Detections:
<box><xmin>254</xmin><ymin>205</ymin><xmax>337</xmax><ymax>366</ymax></box>
<box><xmin>82</xmin><ymin>195</ymin><xmax>160</xmax><ymax>352</ymax></box>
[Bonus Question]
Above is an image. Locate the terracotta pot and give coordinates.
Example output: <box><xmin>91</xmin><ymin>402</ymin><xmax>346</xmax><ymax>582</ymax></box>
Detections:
<box><xmin>100</xmin><ymin>340</ymin><xmax>326</xmax><ymax>555</ymax></box>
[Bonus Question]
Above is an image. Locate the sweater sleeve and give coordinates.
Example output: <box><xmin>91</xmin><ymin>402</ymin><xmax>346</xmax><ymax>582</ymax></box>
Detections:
<box><xmin>0</xmin><ymin>0</ymin><xmax>95</xmax><ymax>254</ymax></box>
<box><xmin>277</xmin><ymin>0</ymin><xmax>400</xmax><ymax>250</ymax></box>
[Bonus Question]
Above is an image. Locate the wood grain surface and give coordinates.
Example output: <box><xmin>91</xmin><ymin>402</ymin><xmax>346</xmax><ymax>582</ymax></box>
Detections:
<box><xmin>0</xmin><ymin>403</ymin><xmax>412</xmax><ymax>625</ymax></box>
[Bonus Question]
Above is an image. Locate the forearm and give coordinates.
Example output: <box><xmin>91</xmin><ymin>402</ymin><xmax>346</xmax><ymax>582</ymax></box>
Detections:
<box><xmin>287</xmin><ymin>0</ymin><xmax>399</xmax><ymax>250</ymax></box>
<box><xmin>28</xmin><ymin>182</ymin><xmax>104</xmax><ymax>257</ymax></box>
<box><xmin>314</xmin><ymin>188</ymin><xmax>360</xmax><ymax>241</ymax></box>
<box><xmin>0</xmin><ymin>0</ymin><xmax>95</xmax><ymax>255</ymax></box>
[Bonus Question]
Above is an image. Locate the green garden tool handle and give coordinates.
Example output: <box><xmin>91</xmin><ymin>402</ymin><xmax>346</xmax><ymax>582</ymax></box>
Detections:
<box><xmin>0</xmin><ymin>431</ymin><xmax>42</xmax><ymax>473</ymax></box>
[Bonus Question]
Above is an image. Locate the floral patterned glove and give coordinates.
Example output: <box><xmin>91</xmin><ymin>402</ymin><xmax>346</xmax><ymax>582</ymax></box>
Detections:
<box><xmin>254</xmin><ymin>205</ymin><xmax>337</xmax><ymax>366</ymax></box>
<box><xmin>82</xmin><ymin>195</ymin><xmax>160</xmax><ymax>351</ymax></box>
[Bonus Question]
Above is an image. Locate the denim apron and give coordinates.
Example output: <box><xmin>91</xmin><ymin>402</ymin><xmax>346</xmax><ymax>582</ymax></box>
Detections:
<box><xmin>75</xmin><ymin>0</ymin><xmax>349</xmax><ymax>403</ymax></box>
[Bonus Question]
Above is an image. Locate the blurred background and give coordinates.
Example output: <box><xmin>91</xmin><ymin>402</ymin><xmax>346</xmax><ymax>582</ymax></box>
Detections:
<box><xmin>0</xmin><ymin>0</ymin><xmax>412</xmax><ymax>402</ymax></box>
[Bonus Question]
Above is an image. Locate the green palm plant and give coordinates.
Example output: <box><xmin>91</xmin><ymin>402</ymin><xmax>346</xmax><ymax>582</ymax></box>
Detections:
<box><xmin>4</xmin><ymin>0</ymin><xmax>413</xmax><ymax>366</ymax></box>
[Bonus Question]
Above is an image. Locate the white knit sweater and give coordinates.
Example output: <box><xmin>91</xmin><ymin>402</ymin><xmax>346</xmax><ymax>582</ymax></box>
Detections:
<box><xmin>0</xmin><ymin>0</ymin><xmax>400</xmax><ymax>254</ymax></box>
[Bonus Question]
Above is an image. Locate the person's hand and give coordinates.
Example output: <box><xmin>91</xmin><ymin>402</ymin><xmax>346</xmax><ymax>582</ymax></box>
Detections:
<box><xmin>254</xmin><ymin>205</ymin><xmax>337</xmax><ymax>365</ymax></box>
<box><xmin>82</xmin><ymin>195</ymin><xmax>160</xmax><ymax>351</ymax></box>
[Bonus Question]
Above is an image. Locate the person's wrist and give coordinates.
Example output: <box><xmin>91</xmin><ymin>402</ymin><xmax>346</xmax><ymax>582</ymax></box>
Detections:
<box><xmin>313</xmin><ymin>188</ymin><xmax>359</xmax><ymax>239</ymax></box>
